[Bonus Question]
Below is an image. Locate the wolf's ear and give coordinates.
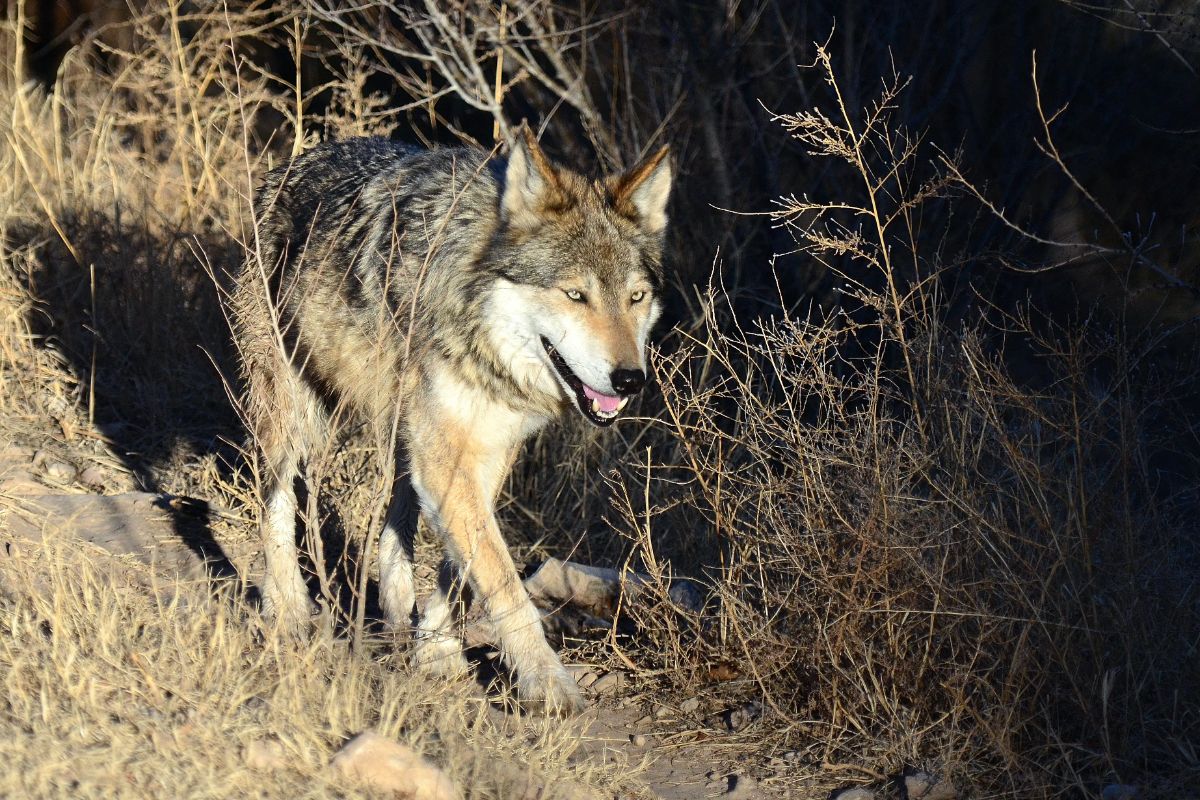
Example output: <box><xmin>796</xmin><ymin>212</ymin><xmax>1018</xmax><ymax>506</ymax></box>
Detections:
<box><xmin>608</xmin><ymin>145</ymin><xmax>672</xmax><ymax>235</ymax></box>
<box><xmin>502</xmin><ymin>124</ymin><xmax>565</xmax><ymax>223</ymax></box>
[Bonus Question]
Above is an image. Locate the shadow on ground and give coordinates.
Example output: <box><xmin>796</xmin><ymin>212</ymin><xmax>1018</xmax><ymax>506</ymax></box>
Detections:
<box><xmin>12</xmin><ymin>209</ymin><xmax>243</xmax><ymax>489</ymax></box>
<box><xmin>6</xmin><ymin>210</ymin><xmax>259</xmax><ymax>598</ymax></box>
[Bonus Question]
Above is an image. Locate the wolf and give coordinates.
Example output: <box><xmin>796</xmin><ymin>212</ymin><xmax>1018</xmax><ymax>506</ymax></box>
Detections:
<box><xmin>230</xmin><ymin>126</ymin><xmax>671</xmax><ymax>714</ymax></box>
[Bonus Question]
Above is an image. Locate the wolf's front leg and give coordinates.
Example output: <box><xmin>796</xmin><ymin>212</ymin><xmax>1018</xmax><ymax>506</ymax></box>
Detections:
<box><xmin>408</xmin><ymin>436</ymin><xmax>585</xmax><ymax>715</ymax></box>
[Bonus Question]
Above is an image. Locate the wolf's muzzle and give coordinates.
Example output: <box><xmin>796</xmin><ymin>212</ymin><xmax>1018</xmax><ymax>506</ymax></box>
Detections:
<box><xmin>541</xmin><ymin>337</ymin><xmax>641</xmax><ymax>427</ymax></box>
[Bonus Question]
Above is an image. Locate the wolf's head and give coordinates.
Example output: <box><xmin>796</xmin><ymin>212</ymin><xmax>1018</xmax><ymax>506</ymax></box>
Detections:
<box><xmin>483</xmin><ymin>126</ymin><xmax>672</xmax><ymax>427</ymax></box>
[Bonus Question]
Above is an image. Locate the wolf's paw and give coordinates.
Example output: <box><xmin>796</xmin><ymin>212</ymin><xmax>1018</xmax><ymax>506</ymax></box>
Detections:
<box><xmin>381</xmin><ymin>619</ymin><xmax>416</xmax><ymax>647</ymax></box>
<box><xmin>411</xmin><ymin>634</ymin><xmax>470</xmax><ymax>680</ymax></box>
<box><xmin>261</xmin><ymin>591</ymin><xmax>320</xmax><ymax>638</ymax></box>
<box><xmin>517</xmin><ymin>662</ymin><xmax>588</xmax><ymax>716</ymax></box>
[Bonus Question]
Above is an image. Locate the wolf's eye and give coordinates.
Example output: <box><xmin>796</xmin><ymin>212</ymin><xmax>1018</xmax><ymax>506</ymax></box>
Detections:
<box><xmin>564</xmin><ymin>289</ymin><xmax>587</xmax><ymax>303</ymax></box>
<box><xmin>630</xmin><ymin>290</ymin><xmax>646</xmax><ymax>303</ymax></box>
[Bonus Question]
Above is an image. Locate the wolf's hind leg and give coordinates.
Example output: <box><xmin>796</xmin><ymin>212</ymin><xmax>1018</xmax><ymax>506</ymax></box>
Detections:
<box><xmin>252</xmin><ymin>367</ymin><xmax>328</xmax><ymax>634</ymax></box>
<box><xmin>412</xmin><ymin>559</ymin><xmax>471</xmax><ymax>677</ymax></box>
<box><xmin>260</xmin><ymin>454</ymin><xmax>318</xmax><ymax>633</ymax></box>
<box><xmin>378</xmin><ymin>468</ymin><xmax>418</xmax><ymax>632</ymax></box>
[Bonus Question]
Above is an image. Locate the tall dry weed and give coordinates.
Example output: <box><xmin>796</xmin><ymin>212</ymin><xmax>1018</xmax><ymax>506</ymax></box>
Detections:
<box><xmin>600</xmin><ymin>43</ymin><xmax>1200</xmax><ymax>797</ymax></box>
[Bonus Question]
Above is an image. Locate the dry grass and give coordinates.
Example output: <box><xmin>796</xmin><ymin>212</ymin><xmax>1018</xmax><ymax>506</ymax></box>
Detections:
<box><xmin>0</xmin><ymin>539</ymin><xmax>629</xmax><ymax>799</ymax></box>
<box><xmin>2</xmin><ymin>2</ymin><xmax>1198</xmax><ymax>799</ymax></box>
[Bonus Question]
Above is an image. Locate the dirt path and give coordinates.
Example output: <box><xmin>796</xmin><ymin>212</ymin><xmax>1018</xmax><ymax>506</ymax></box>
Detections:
<box><xmin>573</xmin><ymin>705</ymin><xmax>744</xmax><ymax>799</ymax></box>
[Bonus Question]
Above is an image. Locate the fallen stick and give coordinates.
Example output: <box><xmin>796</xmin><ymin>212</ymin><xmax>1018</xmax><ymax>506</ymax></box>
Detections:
<box><xmin>522</xmin><ymin>557</ymin><xmax>702</xmax><ymax>617</ymax></box>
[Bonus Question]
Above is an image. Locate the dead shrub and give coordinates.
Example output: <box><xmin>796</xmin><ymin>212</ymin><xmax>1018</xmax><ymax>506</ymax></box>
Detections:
<box><xmin>604</xmin><ymin>43</ymin><xmax>1200</xmax><ymax>797</ymax></box>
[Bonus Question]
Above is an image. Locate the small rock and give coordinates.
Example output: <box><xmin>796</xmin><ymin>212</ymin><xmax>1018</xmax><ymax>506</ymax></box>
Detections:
<box><xmin>1102</xmin><ymin>786</ymin><xmax>1138</xmax><ymax>800</ymax></box>
<box><xmin>668</xmin><ymin>579</ymin><xmax>703</xmax><ymax>612</ymax></box>
<box><xmin>575</xmin><ymin>670</ymin><xmax>599</xmax><ymax>689</ymax></box>
<box><xmin>707</xmin><ymin>662</ymin><xmax>740</xmax><ymax>682</ymax></box>
<box><xmin>722</xmin><ymin>774</ymin><xmax>758</xmax><ymax>799</ymax></box>
<box><xmin>244</xmin><ymin>737</ymin><xmax>287</xmax><ymax>770</ymax></box>
<box><xmin>767</xmin><ymin>749</ymin><xmax>803</xmax><ymax>770</ymax></box>
<box><xmin>629</xmin><ymin>733</ymin><xmax>646</xmax><ymax>747</ymax></box>
<box><xmin>330</xmin><ymin>731</ymin><xmax>461</xmax><ymax>800</ymax></box>
<box><xmin>78</xmin><ymin>466</ymin><xmax>107</xmax><ymax>488</ymax></box>
<box><xmin>41</xmin><ymin>457</ymin><xmax>78</xmax><ymax>485</ymax></box>
<box><xmin>903</xmin><ymin>771</ymin><xmax>957</xmax><ymax>800</ymax></box>
<box><xmin>680</xmin><ymin>697</ymin><xmax>700</xmax><ymax>714</ymax></box>
<box><xmin>653</xmin><ymin>705</ymin><xmax>671</xmax><ymax>720</ymax></box>
<box><xmin>831</xmin><ymin>789</ymin><xmax>876</xmax><ymax>800</ymax></box>
<box><xmin>635</xmin><ymin>714</ymin><xmax>653</xmax><ymax>725</ymax></box>
<box><xmin>723</xmin><ymin>700</ymin><xmax>763</xmax><ymax>732</ymax></box>
<box><xmin>43</xmin><ymin>396</ymin><xmax>70</xmax><ymax>418</ymax></box>
<box><xmin>590</xmin><ymin>671</ymin><xmax>624</xmax><ymax>696</ymax></box>
<box><xmin>240</xmin><ymin>696</ymin><xmax>267</xmax><ymax>713</ymax></box>
<box><xmin>173</xmin><ymin>721</ymin><xmax>197</xmax><ymax>746</ymax></box>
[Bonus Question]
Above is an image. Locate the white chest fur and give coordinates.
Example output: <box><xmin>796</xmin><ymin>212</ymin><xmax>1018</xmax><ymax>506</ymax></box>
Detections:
<box><xmin>427</xmin><ymin>364</ymin><xmax>550</xmax><ymax>490</ymax></box>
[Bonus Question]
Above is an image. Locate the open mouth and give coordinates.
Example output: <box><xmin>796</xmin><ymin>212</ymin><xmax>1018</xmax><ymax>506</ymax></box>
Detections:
<box><xmin>541</xmin><ymin>337</ymin><xmax>630</xmax><ymax>426</ymax></box>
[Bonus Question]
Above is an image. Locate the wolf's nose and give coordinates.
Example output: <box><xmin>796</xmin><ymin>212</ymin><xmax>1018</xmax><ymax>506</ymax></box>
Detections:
<box><xmin>610</xmin><ymin>368</ymin><xmax>646</xmax><ymax>395</ymax></box>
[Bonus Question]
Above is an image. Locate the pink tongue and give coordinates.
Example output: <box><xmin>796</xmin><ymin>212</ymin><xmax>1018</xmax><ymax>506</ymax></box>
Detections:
<box><xmin>582</xmin><ymin>384</ymin><xmax>622</xmax><ymax>413</ymax></box>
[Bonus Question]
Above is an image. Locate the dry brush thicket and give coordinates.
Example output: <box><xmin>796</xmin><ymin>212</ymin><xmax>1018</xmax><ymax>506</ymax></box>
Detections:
<box><xmin>3</xmin><ymin>1</ymin><xmax>1199</xmax><ymax>798</ymax></box>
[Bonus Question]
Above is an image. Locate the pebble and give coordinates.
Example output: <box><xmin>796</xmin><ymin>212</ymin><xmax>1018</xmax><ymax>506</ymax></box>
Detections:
<box><xmin>903</xmin><ymin>771</ymin><xmax>957</xmax><ymax>800</ymax></box>
<box><xmin>680</xmin><ymin>696</ymin><xmax>700</xmax><ymax>714</ymax></box>
<box><xmin>668</xmin><ymin>579</ymin><xmax>704</xmax><ymax>612</ymax></box>
<box><xmin>653</xmin><ymin>705</ymin><xmax>671</xmax><ymax>720</ymax></box>
<box><xmin>243</xmin><ymin>737</ymin><xmax>287</xmax><ymax>770</ymax></box>
<box><xmin>590</xmin><ymin>672</ymin><xmax>623</xmax><ymax>696</ymax></box>
<box><xmin>629</xmin><ymin>733</ymin><xmax>646</xmax><ymax>747</ymax></box>
<box><xmin>831</xmin><ymin>789</ymin><xmax>876</xmax><ymax>800</ymax></box>
<box><xmin>722</xmin><ymin>774</ymin><xmax>758</xmax><ymax>799</ymax></box>
<box><xmin>636</xmin><ymin>714</ymin><xmax>653</xmax><ymax>725</ymax></box>
<box><xmin>767</xmin><ymin>749</ymin><xmax>803</xmax><ymax>769</ymax></box>
<box><xmin>40</xmin><ymin>456</ymin><xmax>78</xmax><ymax>484</ymax></box>
<box><xmin>43</xmin><ymin>396</ymin><xmax>70</xmax><ymax>418</ymax></box>
<box><xmin>1101</xmin><ymin>787</ymin><xmax>1138</xmax><ymax>800</ymax></box>
<box><xmin>240</xmin><ymin>696</ymin><xmax>267</xmax><ymax>713</ymax></box>
<box><xmin>78</xmin><ymin>465</ymin><xmax>106</xmax><ymax>488</ymax></box>
<box><xmin>330</xmin><ymin>731</ymin><xmax>461</xmax><ymax>800</ymax></box>
<box><xmin>723</xmin><ymin>700</ymin><xmax>763</xmax><ymax>732</ymax></box>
